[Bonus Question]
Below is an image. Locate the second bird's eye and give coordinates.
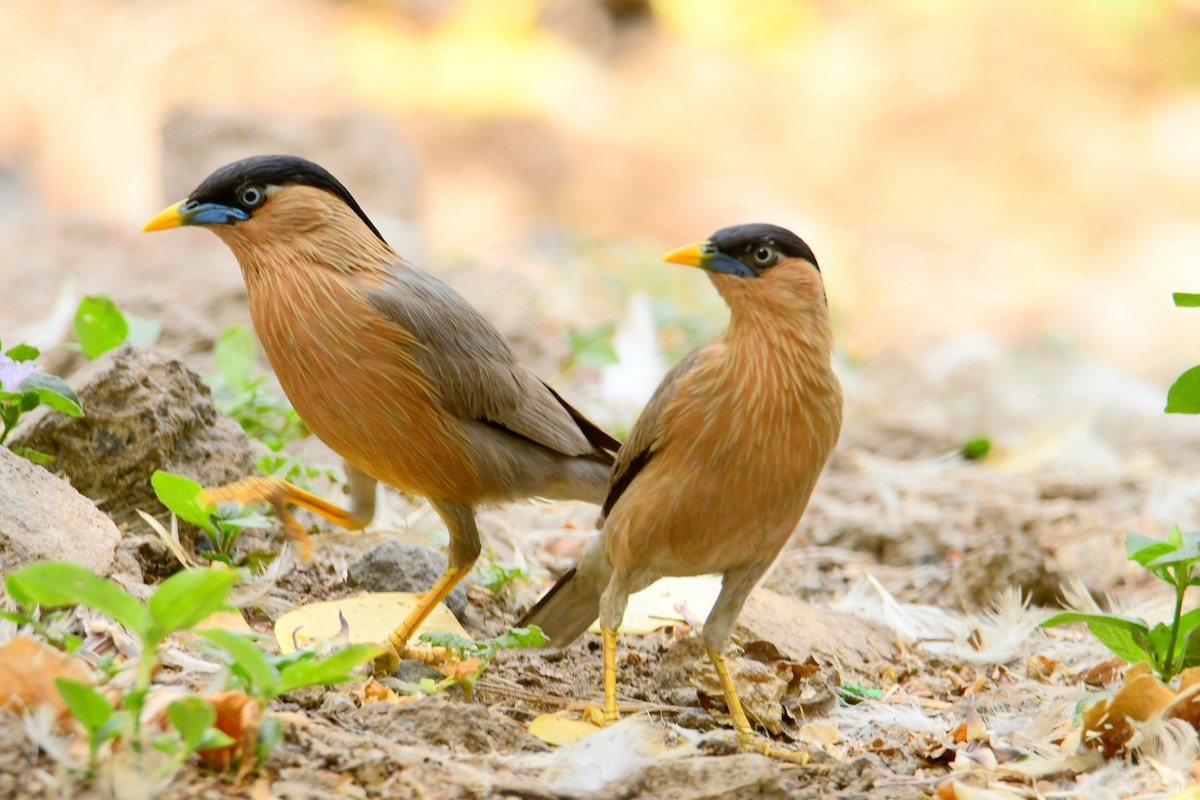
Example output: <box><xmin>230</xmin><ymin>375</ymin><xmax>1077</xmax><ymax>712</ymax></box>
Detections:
<box><xmin>239</xmin><ymin>185</ymin><xmax>265</xmax><ymax>208</ymax></box>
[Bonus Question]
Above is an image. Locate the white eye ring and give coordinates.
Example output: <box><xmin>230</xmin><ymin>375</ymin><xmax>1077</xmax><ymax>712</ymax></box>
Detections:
<box><xmin>239</xmin><ymin>185</ymin><xmax>265</xmax><ymax>208</ymax></box>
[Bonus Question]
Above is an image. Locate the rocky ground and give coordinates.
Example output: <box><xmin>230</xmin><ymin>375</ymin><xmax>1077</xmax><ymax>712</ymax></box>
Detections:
<box><xmin>2</xmin><ymin>324</ymin><xmax>1200</xmax><ymax>799</ymax></box>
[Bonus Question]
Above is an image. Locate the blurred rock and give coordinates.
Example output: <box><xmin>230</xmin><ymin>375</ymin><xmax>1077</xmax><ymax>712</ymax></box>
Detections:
<box><xmin>10</xmin><ymin>344</ymin><xmax>255</xmax><ymax>526</ymax></box>
<box><xmin>0</xmin><ymin>445</ymin><xmax>121</xmax><ymax>575</ymax></box>
<box><xmin>347</xmin><ymin>540</ymin><xmax>468</xmax><ymax>619</ymax></box>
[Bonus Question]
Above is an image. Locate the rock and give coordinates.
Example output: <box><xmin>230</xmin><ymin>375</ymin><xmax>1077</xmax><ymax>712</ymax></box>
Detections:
<box><xmin>347</xmin><ymin>541</ymin><xmax>468</xmax><ymax>619</ymax></box>
<box><xmin>0</xmin><ymin>445</ymin><xmax>122</xmax><ymax>575</ymax></box>
<box><xmin>346</xmin><ymin>695</ymin><xmax>546</xmax><ymax>754</ymax></box>
<box><xmin>10</xmin><ymin>344</ymin><xmax>255</xmax><ymax>526</ymax></box>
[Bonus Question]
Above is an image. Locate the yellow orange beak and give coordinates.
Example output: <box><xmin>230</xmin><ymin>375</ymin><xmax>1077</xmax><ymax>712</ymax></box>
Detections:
<box><xmin>142</xmin><ymin>200</ymin><xmax>187</xmax><ymax>232</ymax></box>
<box><xmin>662</xmin><ymin>241</ymin><xmax>710</xmax><ymax>268</ymax></box>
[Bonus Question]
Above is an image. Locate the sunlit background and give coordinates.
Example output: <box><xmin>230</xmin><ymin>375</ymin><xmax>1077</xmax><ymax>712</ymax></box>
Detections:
<box><xmin>3</xmin><ymin>0</ymin><xmax>1200</xmax><ymax>414</ymax></box>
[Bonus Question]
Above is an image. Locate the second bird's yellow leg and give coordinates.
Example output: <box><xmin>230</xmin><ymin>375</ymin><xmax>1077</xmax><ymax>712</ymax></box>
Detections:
<box><xmin>707</xmin><ymin>646</ymin><xmax>757</xmax><ymax>746</ymax></box>
<box><xmin>374</xmin><ymin>564</ymin><xmax>472</xmax><ymax>676</ymax></box>
<box><xmin>708</xmin><ymin>647</ymin><xmax>808</xmax><ymax>763</ymax></box>
<box><xmin>603</xmin><ymin>626</ymin><xmax>619</xmax><ymax>724</ymax></box>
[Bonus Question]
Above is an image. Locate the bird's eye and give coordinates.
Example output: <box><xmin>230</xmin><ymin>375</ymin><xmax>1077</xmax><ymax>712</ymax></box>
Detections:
<box><xmin>753</xmin><ymin>246</ymin><xmax>776</xmax><ymax>265</ymax></box>
<box><xmin>239</xmin><ymin>185</ymin><xmax>265</xmax><ymax>208</ymax></box>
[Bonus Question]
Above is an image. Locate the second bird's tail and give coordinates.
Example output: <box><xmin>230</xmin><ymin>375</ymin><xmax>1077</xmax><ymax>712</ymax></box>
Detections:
<box><xmin>518</xmin><ymin>566</ymin><xmax>602</xmax><ymax>645</ymax></box>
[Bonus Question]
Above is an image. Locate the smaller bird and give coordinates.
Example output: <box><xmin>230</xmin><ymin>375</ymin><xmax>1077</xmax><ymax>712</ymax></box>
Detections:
<box><xmin>142</xmin><ymin>155</ymin><xmax>619</xmax><ymax>673</ymax></box>
<box><xmin>521</xmin><ymin>224</ymin><xmax>842</xmax><ymax>751</ymax></box>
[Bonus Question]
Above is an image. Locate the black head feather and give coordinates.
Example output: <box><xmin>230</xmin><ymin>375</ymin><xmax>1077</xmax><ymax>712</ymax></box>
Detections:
<box><xmin>709</xmin><ymin>223</ymin><xmax>818</xmax><ymax>273</ymax></box>
<box><xmin>187</xmin><ymin>155</ymin><xmax>385</xmax><ymax>242</ymax></box>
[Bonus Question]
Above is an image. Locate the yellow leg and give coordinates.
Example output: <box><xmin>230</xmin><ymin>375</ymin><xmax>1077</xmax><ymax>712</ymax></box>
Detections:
<box><xmin>201</xmin><ymin>476</ymin><xmax>367</xmax><ymax>561</ymax></box>
<box><xmin>603</xmin><ymin>626</ymin><xmax>619</xmax><ymax>724</ymax></box>
<box><xmin>374</xmin><ymin>564</ymin><xmax>472</xmax><ymax>676</ymax></box>
<box><xmin>707</xmin><ymin>646</ymin><xmax>756</xmax><ymax>745</ymax></box>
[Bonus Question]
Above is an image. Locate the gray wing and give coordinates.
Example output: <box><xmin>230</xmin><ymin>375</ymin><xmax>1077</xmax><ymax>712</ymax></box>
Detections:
<box><xmin>601</xmin><ymin>348</ymin><xmax>705</xmax><ymax>519</ymax></box>
<box><xmin>368</xmin><ymin>264</ymin><xmax>597</xmax><ymax>458</ymax></box>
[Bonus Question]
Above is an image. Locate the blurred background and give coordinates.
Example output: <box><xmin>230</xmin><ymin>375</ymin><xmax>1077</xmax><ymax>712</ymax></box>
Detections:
<box><xmin>2</xmin><ymin>0</ymin><xmax>1200</xmax><ymax>421</ymax></box>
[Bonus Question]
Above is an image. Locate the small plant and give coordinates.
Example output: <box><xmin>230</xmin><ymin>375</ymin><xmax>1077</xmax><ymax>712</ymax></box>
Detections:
<box><xmin>474</xmin><ymin>557</ymin><xmax>532</xmax><ymax>606</ymax></box>
<box><xmin>5</xmin><ymin>562</ymin><xmax>241</xmax><ymax>749</ymax></box>
<box><xmin>403</xmin><ymin>626</ymin><xmax>548</xmax><ymax>701</ymax></box>
<box><xmin>560</xmin><ymin>322</ymin><xmax>619</xmax><ymax>375</ymax></box>
<box><xmin>209</xmin><ymin>326</ymin><xmax>309</xmax><ymax>452</ymax></box>
<box><xmin>4</xmin><ymin>560</ymin><xmax>379</xmax><ymax>774</ymax></box>
<box><xmin>1167</xmin><ymin>292</ymin><xmax>1200</xmax><ymax>414</ymax></box>
<box><xmin>0</xmin><ymin>342</ymin><xmax>82</xmax><ymax>454</ymax></box>
<box><xmin>72</xmin><ymin>294</ymin><xmax>160</xmax><ymax>358</ymax></box>
<box><xmin>151</xmin><ymin>470</ymin><xmax>276</xmax><ymax>568</ymax></box>
<box><xmin>1043</xmin><ymin>528</ymin><xmax>1200</xmax><ymax>681</ymax></box>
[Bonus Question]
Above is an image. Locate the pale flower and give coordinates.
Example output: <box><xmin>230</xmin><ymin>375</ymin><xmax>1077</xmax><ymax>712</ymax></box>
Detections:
<box><xmin>0</xmin><ymin>354</ymin><xmax>41</xmax><ymax>393</ymax></box>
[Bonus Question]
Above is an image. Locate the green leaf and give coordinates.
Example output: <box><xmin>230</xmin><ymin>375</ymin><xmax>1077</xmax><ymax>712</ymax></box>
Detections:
<box><xmin>959</xmin><ymin>437</ymin><xmax>990</xmax><ymax>461</ymax></box>
<box><xmin>55</xmin><ymin>679</ymin><xmax>113</xmax><ymax>731</ymax></box>
<box><xmin>1147</xmin><ymin>545</ymin><xmax>1200</xmax><ymax>569</ymax></box>
<box><xmin>146</xmin><ymin>568</ymin><xmax>240</xmax><ymax>641</ymax></box>
<box><xmin>493</xmin><ymin>625</ymin><xmax>549</xmax><ymax>650</ymax></box>
<box><xmin>214</xmin><ymin>326</ymin><xmax>257</xmax><ymax>395</ymax></box>
<box><xmin>6</xmin><ymin>562</ymin><xmax>147</xmax><ymax>635</ymax></box>
<box><xmin>96</xmin><ymin>711</ymin><xmax>131</xmax><ymax>745</ymax></box>
<box><xmin>74</xmin><ymin>295</ymin><xmax>129</xmax><ymax>359</ymax></box>
<box><xmin>5</xmin><ymin>344</ymin><xmax>39</xmax><ymax>362</ymax></box>
<box><xmin>151</xmin><ymin>470</ymin><xmax>217</xmax><ymax>533</ymax></box>
<box><xmin>1042</xmin><ymin>612</ymin><xmax>1153</xmax><ymax>665</ymax></box>
<box><xmin>167</xmin><ymin>696</ymin><xmax>216</xmax><ymax>752</ymax></box>
<box><xmin>1167</xmin><ymin>368</ymin><xmax>1200</xmax><ymax>414</ymax></box>
<box><xmin>256</xmin><ymin>717</ymin><xmax>284</xmax><ymax>766</ymax></box>
<box><xmin>274</xmin><ymin>643</ymin><xmax>383</xmax><ymax>696</ymax></box>
<box><xmin>565</xmin><ymin>323</ymin><xmax>619</xmax><ymax>370</ymax></box>
<box><xmin>10</xmin><ymin>447</ymin><xmax>54</xmax><ymax>465</ymax></box>
<box><xmin>1180</xmin><ymin>627</ymin><xmax>1200</xmax><ymax>671</ymax></box>
<box><xmin>1126</xmin><ymin>531</ymin><xmax>1174</xmax><ymax>564</ymax></box>
<box><xmin>418</xmin><ymin>631</ymin><xmax>480</xmax><ymax>657</ymax></box>
<box><xmin>17</xmin><ymin>373</ymin><xmax>83</xmax><ymax>417</ymax></box>
<box><xmin>197</xmin><ymin>630</ymin><xmax>279</xmax><ymax>697</ymax></box>
<box><xmin>198</xmin><ymin>727</ymin><xmax>236</xmax><ymax>751</ymax></box>
<box><xmin>125</xmin><ymin>315</ymin><xmax>161</xmax><ymax>348</ymax></box>
<box><xmin>1174</xmin><ymin>292</ymin><xmax>1200</xmax><ymax>307</ymax></box>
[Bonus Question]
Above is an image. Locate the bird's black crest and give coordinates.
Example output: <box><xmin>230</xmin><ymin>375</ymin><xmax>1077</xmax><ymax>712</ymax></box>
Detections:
<box><xmin>187</xmin><ymin>155</ymin><xmax>386</xmax><ymax>242</ymax></box>
<box><xmin>710</xmin><ymin>223</ymin><xmax>818</xmax><ymax>271</ymax></box>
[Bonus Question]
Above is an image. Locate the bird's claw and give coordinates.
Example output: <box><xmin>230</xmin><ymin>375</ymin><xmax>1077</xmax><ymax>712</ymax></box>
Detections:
<box><xmin>372</xmin><ymin>643</ymin><xmax>401</xmax><ymax>678</ymax></box>
<box><xmin>581</xmin><ymin>706</ymin><xmax>607</xmax><ymax>727</ymax></box>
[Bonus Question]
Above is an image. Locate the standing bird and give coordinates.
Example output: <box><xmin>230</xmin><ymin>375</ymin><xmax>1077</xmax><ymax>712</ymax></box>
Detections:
<box><xmin>143</xmin><ymin>155</ymin><xmax>619</xmax><ymax>672</ymax></box>
<box><xmin>521</xmin><ymin>224</ymin><xmax>842</xmax><ymax>749</ymax></box>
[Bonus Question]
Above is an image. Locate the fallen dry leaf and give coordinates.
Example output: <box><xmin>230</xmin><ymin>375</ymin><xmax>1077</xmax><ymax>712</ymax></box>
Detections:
<box><xmin>527</xmin><ymin>713</ymin><xmax>601</xmax><ymax>746</ymax></box>
<box><xmin>0</xmin><ymin>636</ymin><xmax>91</xmax><ymax>719</ymax></box>
<box><xmin>274</xmin><ymin>593</ymin><xmax>469</xmax><ymax>654</ymax></box>
<box><xmin>355</xmin><ymin>677</ymin><xmax>420</xmax><ymax>707</ymax></box>
<box><xmin>1025</xmin><ymin>655</ymin><xmax>1058</xmax><ymax>683</ymax></box>
<box><xmin>1078</xmin><ymin>658</ymin><xmax>1125</xmax><ymax>688</ymax></box>
<box><xmin>439</xmin><ymin>657</ymin><xmax>483</xmax><ymax>680</ymax></box>
<box><xmin>1082</xmin><ymin>662</ymin><xmax>1175</xmax><ymax>757</ymax></box>
<box><xmin>193</xmin><ymin>609</ymin><xmax>253</xmax><ymax>634</ymax></box>
<box><xmin>798</xmin><ymin>721</ymin><xmax>838</xmax><ymax>746</ymax></box>
<box><xmin>200</xmin><ymin>690</ymin><xmax>261</xmax><ymax>776</ymax></box>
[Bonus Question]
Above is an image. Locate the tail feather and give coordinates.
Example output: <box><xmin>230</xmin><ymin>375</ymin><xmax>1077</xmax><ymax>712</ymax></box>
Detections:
<box><xmin>519</xmin><ymin>567</ymin><xmax>601</xmax><ymax>646</ymax></box>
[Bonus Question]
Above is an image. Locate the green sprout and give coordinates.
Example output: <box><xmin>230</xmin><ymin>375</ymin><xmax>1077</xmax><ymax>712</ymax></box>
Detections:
<box><xmin>1043</xmin><ymin>528</ymin><xmax>1200</xmax><ymax>681</ymax></box>
<box><xmin>72</xmin><ymin>294</ymin><xmax>160</xmax><ymax>358</ymax></box>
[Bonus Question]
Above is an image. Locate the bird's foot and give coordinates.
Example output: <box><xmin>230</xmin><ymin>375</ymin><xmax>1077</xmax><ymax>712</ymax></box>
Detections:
<box><xmin>202</xmin><ymin>476</ymin><xmax>367</xmax><ymax>561</ymax></box>
<box><xmin>735</xmin><ymin>731</ymin><xmax>809</xmax><ymax>764</ymax></box>
<box><xmin>581</xmin><ymin>706</ymin><xmax>609</xmax><ymax>727</ymax></box>
<box><xmin>372</xmin><ymin>637</ymin><xmax>454</xmax><ymax>677</ymax></box>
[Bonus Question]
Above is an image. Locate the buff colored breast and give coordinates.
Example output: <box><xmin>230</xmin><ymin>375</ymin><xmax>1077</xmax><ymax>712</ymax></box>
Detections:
<box><xmin>604</xmin><ymin>324</ymin><xmax>842</xmax><ymax>582</ymax></box>
<box><xmin>244</xmin><ymin>266</ymin><xmax>484</xmax><ymax>504</ymax></box>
